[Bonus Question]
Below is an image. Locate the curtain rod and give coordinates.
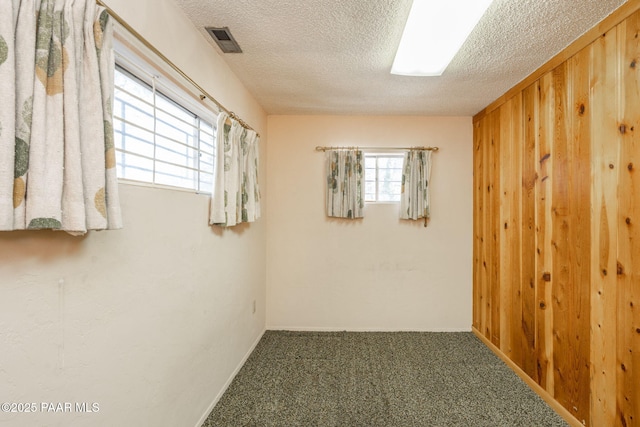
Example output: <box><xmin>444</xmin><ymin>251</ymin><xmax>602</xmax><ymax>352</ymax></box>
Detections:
<box><xmin>96</xmin><ymin>0</ymin><xmax>259</xmax><ymax>137</ymax></box>
<box><xmin>315</xmin><ymin>146</ymin><xmax>439</xmax><ymax>152</ymax></box>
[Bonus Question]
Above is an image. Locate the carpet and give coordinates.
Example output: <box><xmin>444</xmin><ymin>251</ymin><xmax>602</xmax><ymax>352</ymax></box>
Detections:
<box><xmin>202</xmin><ymin>331</ymin><xmax>568</xmax><ymax>427</ymax></box>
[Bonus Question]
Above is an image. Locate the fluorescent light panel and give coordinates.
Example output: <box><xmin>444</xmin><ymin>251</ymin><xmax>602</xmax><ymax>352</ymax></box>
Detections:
<box><xmin>391</xmin><ymin>0</ymin><xmax>493</xmax><ymax>76</ymax></box>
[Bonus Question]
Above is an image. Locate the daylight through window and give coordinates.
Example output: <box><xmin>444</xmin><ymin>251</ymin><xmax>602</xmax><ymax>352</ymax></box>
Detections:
<box><xmin>364</xmin><ymin>154</ymin><xmax>404</xmax><ymax>202</ymax></box>
<box><xmin>113</xmin><ymin>65</ymin><xmax>216</xmax><ymax>193</ymax></box>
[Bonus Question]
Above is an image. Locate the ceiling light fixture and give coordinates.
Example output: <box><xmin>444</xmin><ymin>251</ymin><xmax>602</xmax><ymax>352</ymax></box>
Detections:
<box><xmin>391</xmin><ymin>0</ymin><xmax>493</xmax><ymax>76</ymax></box>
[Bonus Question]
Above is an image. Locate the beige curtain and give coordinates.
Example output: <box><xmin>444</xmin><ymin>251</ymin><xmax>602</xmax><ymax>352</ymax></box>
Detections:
<box><xmin>400</xmin><ymin>149</ymin><xmax>431</xmax><ymax>221</ymax></box>
<box><xmin>325</xmin><ymin>149</ymin><xmax>364</xmax><ymax>219</ymax></box>
<box><xmin>210</xmin><ymin>112</ymin><xmax>261</xmax><ymax>227</ymax></box>
<box><xmin>0</xmin><ymin>0</ymin><xmax>121</xmax><ymax>234</ymax></box>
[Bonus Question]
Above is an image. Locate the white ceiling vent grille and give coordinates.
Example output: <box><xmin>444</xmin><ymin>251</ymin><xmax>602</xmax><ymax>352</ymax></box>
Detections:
<box><xmin>205</xmin><ymin>27</ymin><xmax>242</xmax><ymax>53</ymax></box>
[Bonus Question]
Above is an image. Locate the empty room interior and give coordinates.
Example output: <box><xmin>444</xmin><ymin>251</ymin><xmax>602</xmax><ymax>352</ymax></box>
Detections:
<box><xmin>1</xmin><ymin>0</ymin><xmax>639</xmax><ymax>426</ymax></box>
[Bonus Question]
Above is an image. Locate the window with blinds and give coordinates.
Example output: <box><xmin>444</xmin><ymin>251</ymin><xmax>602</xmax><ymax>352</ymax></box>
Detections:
<box><xmin>364</xmin><ymin>154</ymin><xmax>404</xmax><ymax>202</ymax></box>
<box><xmin>113</xmin><ymin>65</ymin><xmax>216</xmax><ymax>193</ymax></box>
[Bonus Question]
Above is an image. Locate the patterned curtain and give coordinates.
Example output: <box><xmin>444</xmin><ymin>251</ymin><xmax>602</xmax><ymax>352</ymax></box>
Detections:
<box><xmin>0</xmin><ymin>0</ymin><xmax>121</xmax><ymax>234</ymax></box>
<box><xmin>210</xmin><ymin>112</ymin><xmax>261</xmax><ymax>227</ymax></box>
<box><xmin>325</xmin><ymin>149</ymin><xmax>364</xmax><ymax>219</ymax></box>
<box><xmin>400</xmin><ymin>150</ymin><xmax>432</xmax><ymax>221</ymax></box>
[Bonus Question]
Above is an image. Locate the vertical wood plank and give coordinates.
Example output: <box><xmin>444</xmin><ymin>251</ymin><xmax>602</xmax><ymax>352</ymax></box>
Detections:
<box><xmin>549</xmin><ymin>61</ymin><xmax>573</xmax><ymax>413</ymax></box>
<box><xmin>490</xmin><ymin>109</ymin><xmax>501</xmax><ymax>347</ymax></box>
<box><xmin>481</xmin><ymin>116</ymin><xmax>491</xmax><ymax>339</ymax></box>
<box><xmin>499</xmin><ymin>101</ymin><xmax>513</xmax><ymax>357</ymax></box>
<box><xmin>473</xmin><ymin>120</ymin><xmax>483</xmax><ymax>331</ymax></box>
<box><xmin>537</xmin><ymin>70</ymin><xmax>555</xmax><ymax>393</ymax></box>
<box><xmin>548</xmin><ymin>55</ymin><xmax>592</xmax><ymax>423</ymax></box>
<box><xmin>522</xmin><ymin>82</ymin><xmax>539</xmax><ymax>382</ymax></box>
<box><xmin>590</xmin><ymin>26</ymin><xmax>620</xmax><ymax>427</ymax></box>
<box><xmin>617</xmin><ymin>11</ymin><xmax>640</xmax><ymax>427</ymax></box>
<box><xmin>563</xmin><ymin>46</ymin><xmax>592</xmax><ymax>425</ymax></box>
<box><xmin>509</xmin><ymin>93</ymin><xmax>524</xmax><ymax>369</ymax></box>
<box><xmin>476</xmin><ymin>117</ymin><xmax>489</xmax><ymax>336</ymax></box>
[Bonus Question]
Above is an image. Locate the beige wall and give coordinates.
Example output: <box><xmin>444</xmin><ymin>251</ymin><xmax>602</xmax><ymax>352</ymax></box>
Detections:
<box><xmin>266</xmin><ymin>116</ymin><xmax>472</xmax><ymax>331</ymax></box>
<box><xmin>0</xmin><ymin>0</ymin><xmax>267</xmax><ymax>426</ymax></box>
<box><xmin>0</xmin><ymin>1</ymin><xmax>474</xmax><ymax>425</ymax></box>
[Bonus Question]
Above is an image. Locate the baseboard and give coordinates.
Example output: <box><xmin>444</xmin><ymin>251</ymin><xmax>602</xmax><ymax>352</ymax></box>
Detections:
<box><xmin>266</xmin><ymin>326</ymin><xmax>472</xmax><ymax>332</ymax></box>
<box><xmin>472</xmin><ymin>327</ymin><xmax>584</xmax><ymax>427</ymax></box>
<box><xmin>194</xmin><ymin>328</ymin><xmax>266</xmax><ymax>427</ymax></box>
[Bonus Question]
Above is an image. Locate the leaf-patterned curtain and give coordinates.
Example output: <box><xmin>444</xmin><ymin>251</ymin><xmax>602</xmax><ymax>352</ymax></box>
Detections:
<box><xmin>210</xmin><ymin>112</ymin><xmax>261</xmax><ymax>227</ymax></box>
<box><xmin>400</xmin><ymin>149</ymin><xmax>432</xmax><ymax>221</ymax></box>
<box><xmin>325</xmin><ymin>149</ymin><xmax>364</xmax><ymax>219</ymax></box>
<box><xmin>0</xmin><ymin>0</ymin><xmax>121</xmax><ymax>234</ymax></box>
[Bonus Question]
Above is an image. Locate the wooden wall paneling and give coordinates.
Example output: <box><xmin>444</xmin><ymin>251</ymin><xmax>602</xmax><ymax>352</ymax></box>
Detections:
<box><xmin>490</xmin><ymin>109</ymin><xmax>502</xmax><ymax>347</ymax></box>
<box><xmin>589</xmin><ymin>25</ymin><xmax>620</xmax><ymax>427</ymax></box>
<box><xmin>521</xmin><ymin>82</ymin><xmax>539</xmax><ymax>382</ymax></box>
<box><xmin>471</xmin><ymin>4</ymin><xmax>640</xmax><ymax>426</ymax></box>
<box><xmin>536</xmin><ymin>70</ymin><xmax>555</xmax><ymax>393</ymax></box>
<box><xmin>617</xmin><ymin>11</ymin><xmax>640</xmax><ymax>427</ymax></box>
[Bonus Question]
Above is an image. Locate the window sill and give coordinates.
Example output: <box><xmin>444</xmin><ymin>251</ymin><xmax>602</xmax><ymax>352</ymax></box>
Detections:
<box><xmin>365</xmin><ymin>201</ymin><xmax>400</xmax><ymax>205</ymax></box>
<box><xmin>117</xmin><ymin>178</ymin><xmax>211</xmax><ymax>196</ymax></box>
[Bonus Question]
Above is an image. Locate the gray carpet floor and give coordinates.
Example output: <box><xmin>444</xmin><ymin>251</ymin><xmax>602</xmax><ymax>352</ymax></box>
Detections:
<box><xmin>202</xmin><ymin>331</ymin><xmax>568</xmax><ymax>427</ymax></box>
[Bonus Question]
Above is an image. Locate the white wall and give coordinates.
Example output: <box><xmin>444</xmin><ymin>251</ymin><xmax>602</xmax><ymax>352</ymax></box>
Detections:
<box><xmin>1</xmin><ymin>1</ymin><xmax>475</xmax><ymax>424</ymax></box>
<box><xmin>266</xmin><ymin>115</ymin><xmax>472</xmax><ymax>331</ymax></box>
<box><xmin>0</xmin><ymin>0</ymin><xmax>267</xmax><ymax>426</ymax></box>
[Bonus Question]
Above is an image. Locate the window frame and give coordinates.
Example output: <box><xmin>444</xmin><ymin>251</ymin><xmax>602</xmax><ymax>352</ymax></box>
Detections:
<box><xmin>364</xmin><ymin>152</ymin><xmax>404</xmax><ymax>203</ymax></box>
<box><xmin>112</xmin><ymin>32</ymin><xmax>219</xmax><ymax>195</ymax></box>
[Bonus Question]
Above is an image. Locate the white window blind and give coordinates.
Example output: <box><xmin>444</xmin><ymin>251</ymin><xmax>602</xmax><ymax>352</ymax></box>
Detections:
<box><xmin>364</xmin><ymin>154</ymin><xmax>404</xmax><ymax>202</ymax></box>
<box><xmin>113</xmin><ymin>65</ymin><xmax>216</xmax><ymax>193</ymax></box>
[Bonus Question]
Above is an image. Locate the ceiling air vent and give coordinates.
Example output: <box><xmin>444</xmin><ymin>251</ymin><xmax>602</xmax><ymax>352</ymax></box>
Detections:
<box><xmin>205</xmin><ymin>27</ymin><xmax>242</xmax><ymax>53</ymax></box>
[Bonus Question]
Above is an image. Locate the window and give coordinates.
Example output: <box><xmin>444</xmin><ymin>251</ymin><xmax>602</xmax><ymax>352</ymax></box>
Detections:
<box><xmin>364</xmin><ymin>154</ymin><xmax>404</xmax><ymax>202</ymax></box>
<box><xmin>113</xmin><ymin>65</ymin><xmax>216</xmax><ymax>193</ymax></box>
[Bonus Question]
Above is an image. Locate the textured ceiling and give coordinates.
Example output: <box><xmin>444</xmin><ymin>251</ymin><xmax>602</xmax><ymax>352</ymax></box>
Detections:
<box><xmin>174</xmin><ymin>0</ymin><xmax>626</xmax><ymax>116</ymax></box>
